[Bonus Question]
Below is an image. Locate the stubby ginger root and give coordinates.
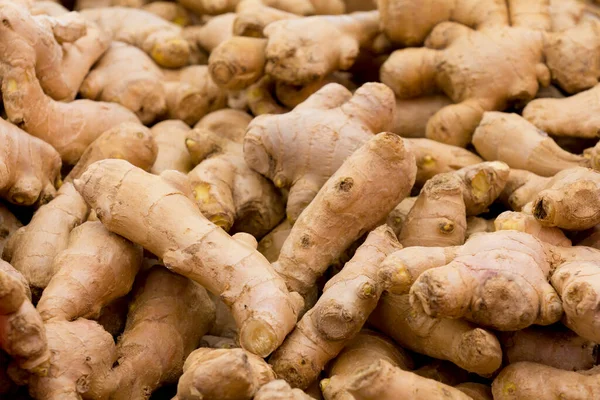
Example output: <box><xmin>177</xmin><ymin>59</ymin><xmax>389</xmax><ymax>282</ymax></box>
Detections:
<box><xmin>0</xmin><ymin>261</ymin><xmax>49</xmax><ymax>376</ymax></box>
<box><xmin>80</xmin><ymin>7</ymin><xmax>190</xmax><ymax>68</ymax></box>
<box><xmin>185</xmin><ymin>110</ymin><xmax>284</xmax><ymax>238</ymax></box>
<box><xmin>271</xmin><ymin>133</ymin><xmax>416</xmax><ymax>302</ymax></box>
<box><xmin>398</xmin><ymin>162</ymin><xmax>509</xmax><ymax>247</ymax></box>
<box><xmin>0</xmin><ymin>118</ymin><xmax>61</xmax><ymax>206</ymax></box>
<box><xmin>173</xmin><ymin>348</ymin><xmax>275</xmax><ymax>400</ymax></box>
<box><xmin>74</xmin><ymin>160</ymin><xmax>303</xmax><ymax>357</ymax></box>
<box><xmin>381</xmin><ymin>23</ymin><xmax>549</xmax><ymax>147</ymax></box>
<box><xmin>244</xmin><ymin>82</ymin><xmax>397</xmax><ymax>222</ymax></box>
<box><xmin>492</xmin><ymin>362</ymin><xmax>600</xmax><ymax>400</ymax></box>
<box><xmin>269</xmin><ymin>225</ymin><xmax>402</xmax><ymax>389</ymax></box>
<box><xmin>36</xmin><ymin>221</ymin><xmax>143</xmax><ymax>323</ymax></box>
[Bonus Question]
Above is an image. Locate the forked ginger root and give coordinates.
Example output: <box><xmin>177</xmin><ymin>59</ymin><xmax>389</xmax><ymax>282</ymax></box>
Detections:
<box><xmin>74</xmin><ymin>160</ymin><xmax>303</xmax><ymax>357</ymax></box>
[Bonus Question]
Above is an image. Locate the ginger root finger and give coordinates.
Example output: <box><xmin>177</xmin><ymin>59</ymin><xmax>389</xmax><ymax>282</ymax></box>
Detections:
<box><xmin>150</xmin><ymin>120</ymin><xmax>193</xmax><ymax>175</ymax></box>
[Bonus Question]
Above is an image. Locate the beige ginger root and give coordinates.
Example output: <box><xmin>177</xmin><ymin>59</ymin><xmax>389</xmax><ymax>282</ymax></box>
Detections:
<box><xmin>244</xmin><ymin>82</ymin><xmax>396</xmax><ymax>222</ymax></box>
<box><xmin>209</xmin><ymin>36</ymin><xmax>267</xmax><ymax>91</ymax></box>
<box><xmin>80</xmin><ymin>7</ymin><xmax>190</xmax><ymax>68</ymax></box>
<box><xmin>0</xmin><ymin>261</ymin><xmax>49</xmax><ymax>375</ymax></box>
<box><xmin>150</xmin><ymin>120</ymin><xmax>193</xmax><ymax>175</ymax></box>
<box><xmin>492</xmin><ymin>362</ymin><xmax>600</xmax><ymax>400</ymax></box>
<box><xmin>271</xmin><ymin>133</ymin><xmax>416</xmax><ymax>301</ymax></box>
<box><xmin>494</xmin><ymin>210</ymin><xmax>571</xmax><ymax>247</ymax></box>
<box><xmin>0</xmin><ymin>118</ymin><xmax>61</xmax><ymax>206</ymax></box>
<box><xmin>184</xmin><ymin>13</ymin><xmax>234</xmax><ymax>54</ymax></box>
<box><xmin>254</xmin><ymin>380</ymin><xmax>313</xmax><ymax>400</ymax></box>
<box><xmin>500</xmin><ymin>168</ymin><xmax>550</xmax><ymax>211</ymax></box>
<box><xmin>234</xmin><ymin>0</ymin><xmax>299</xmax><ymax>38</ymax></box>
<box><xmin>178</xmin><ymin>0</ymin><xmax>343</xmax><ymax>16</ymax></box>
<box><xmin>386</xmin><ymin>197</ymin><xmax>417</xmax><ymax>238</ymax></box>
<box><xmin>142</xmin><ymin>1</ymin><xmax>191</xmax><ymax>26</ymax></box>
<box><xmin>2</xmin><ymin>66</ymin><xmax>139</xmax><ymax>165</ymax></box>
<box><xmin>257</xmin><ymin>220</ymin><xmax>292</xmax><ymax>262</ymax></box>
<box><xmin>0</xmin><ymin>204</ymin><xmax>22</xmax><ymax>255</ymax></box>
<box><xmin>381</xmin><ymin>23</ymin><xmax>549</xmax><ymax>147</ymax></box>
<box><xmin>74</xmin><ymin>160</ymin><xmax>303</xmax><ymax>357</ymax></box>
<box><xmin>269</xmin><ymin>225</ymin><xmax>402</xmax><ymax>389</ymax></box>
<box><xmin>36</xmin><ymin>221</ymin><xmax>143</xmax><ymax>323</ymax></box>
<box><xmin>173</xmin><ymin>348</ymin><xmax>275</xmax><ymax>400</ymax></box>
<box><xmin>391</xmin><ymin>95</ymin><xmax>453</xmax><ymax>138</ymax></box>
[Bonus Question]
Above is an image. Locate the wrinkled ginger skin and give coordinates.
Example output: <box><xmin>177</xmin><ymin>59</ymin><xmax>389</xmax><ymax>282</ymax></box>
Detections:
<box><xmin>0</xmin><ymin>261</ymin><xmax>49</xmax><ymax>375</ymax></box>
<box><xmin>150</xmin><ymin>120</ymin><xmax>193</xmax><ymax>175</ymax></box>
<box><xmin>79</xmin><ymin>42</ymin><xmax>166</xmax><ymax>125</ymax></box>
<box><xmin>492</xmin><ymin>362</ymin><xmax>600</xmax><ymax>400</ymax></box>
<box><xmin>36</xmin><ymin>221</ymin><xmax>143</xmax><ymax>323</ymax></box>
<box><xmin>174</xmin><ymin>348</ymin><xmax>275</xmax><ymax>400</ymax></box>
<box><xmin>244</xmin><ymin>82</ymin><xmax>397</xmax><ymax>222</ymax></box>
<box><xmin>269</xmin><ymin>225</ymin><xmax>402</xmax><ymax>390</ymax></box>
<box><xmin>74</xmin><ymin>160</ymin><xmax>303</xmax><ymax>358</ymax></box>
<box><xmin>80</xmin><ymin>7</ymin><xmax>190</xmax><ymax>68</ymax></box>
<box><xmin>3</xmin><ymin>183</ymin><xmax>89</xmax><ymax>292</ymax></box>
<box><xmin>272</xmin><ymin>133</ymin><xmax>416</xmax><ymax>301</ymax></box>
<box><xmin>2</xmin><ymin>66</ymin><xmax>139</xmax><ymax>165</ymax></box>
<box><xmin>0</xmin><ymin>118</ymin><xmax>61</xmax><ymax>206</ymax></box>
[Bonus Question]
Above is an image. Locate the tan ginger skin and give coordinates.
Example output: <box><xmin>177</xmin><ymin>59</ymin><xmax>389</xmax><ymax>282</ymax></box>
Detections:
<box><xmin>271</xmin><ymin>133</ymin><xmax>416</xmax><ymax>302</ymax></box>
<box><xmin>0</xmin><ymin>261</ymin><xmax>49</xmax><ymax>376</ymax></box>
<box><xmin>79</xmin><ymin>42</ymin><xmax>166</xmax><ymax>125</ymax></box>
<box><xmin>209</xmin><ymin>36</ymin><xmax>267</xmax><ymax>91</ymax></box>
<box><xmin>142</xmin><ymin>2</ymin><xmax>191</xmax><ymax>26</ymax></box>
<box><xmin>494</xmin><ymin>210</ymin><xmax>571</xmax><ymax>247</ymax></box>
<box><xmin>173</xmin><ymin>348</ymin><xmax>275</xmax><ymax>400</ymax></box>
<box><xmin>178</xmin><ymin>0</ymin><xmax>344</xmax><ymax>16</ymax></box>
<box><xmin>414</xmin><ymin>360</ymin><xmax>469</xmax><ymax>386</ymax></box>
<box><xmin>186</xmin><ymin>112</ymin><xmax>284</xmax><ymax>239</ymax></box>
<box><xmin>244</xmin><ymin>82</ymin><xmax>397</xmax><ymax>222</ymax></box>
<box><xmin>162</xmin><ymin>65</ymin><xmax>228</xmax><ymax>126</ymax></box>
<box><xmin>381</xmin><ymin>23</ymin><xmax>550</xmax><ymax>147</ymax></box>
<box><xmin>321</xmin><ymin>330</ymin><xmax>413</xmax><ymax>400</ymax></box>
<box><xmin>254</xmin><ymin>380</ymin><xmax>313</xmax><ymax>400</ymax></box>
<box><xmin>74</xmin><ymin>159</ymin><xmax>303</xmax><ymax>358</ymax></box>
<box><xmin>80</xmin><ymin>7</ymin><xmax>190</xmax><ymax>68</ymax></box>
<box><xmin>0</xmin><ymin>1</ymin><xmax>110</xmax><ymax>102</ymax></box>
<box><xmin>2</xmin><ymin>66</ymin><xmax>139</xmax><ymax>165</ymax></box>
<box><xmin>269</xmin><ymin>225</ymin><xmax>402</xmax><ymax>390</ymax></box>
<box><xmin>398</xmin><ymin>161</ymin><xmax>509</xmax><ymax>248</ymax></box>
<box><xmin>455</xmin><ymin>383</ymin><xmax>493</xmax><ymax>400</ymax></box>
<box><xmin>234</xmin><ymin>0</ymin><xmax>300</xmax><ymax>38</ymax></box>
<box><xmin>150</xmin><ymin>120</ymin><xmax>193</xmax><ymax>175</ymax></box>
<box><xmin>473</xmin><ymin>112</ymin><xmax>588</xmax><ymax>176</ymax></box>
<box><xmin>0</xmin><ymin>118</ymin><xmax>61</xmax><ymax>206</ymax></box>
<box><xmin>0</xmin><ymin>204</ymin><xmax>22</xmax><ymax>256</ymax></box>
<box><xmin>386</xmin><ymin>197</ymin><xmax>417</xmax><ymax>238</ymax></box>
<box><xmin>258</xmin><ymin>220</ymin><xmax>292</xmax><ymax>262</ymax></box>
<box><xmin>369</xmin><ymin>293</ymin><xmax>502</xmax><ymax>375</ymax></box>
<box><xmin>36</xmin><ymin>221</ymin><xmax>143</xmax><ymax>323</ymax></box>
<box><xmin>492</xmin><ymin>362</ymin><xmax>600</xmax><ymax>400</ymax></box>
<box><xmin>3</xmin><ymin>183</ymin><xmax>89</xmax><ymax>293</ymax></box>
<box><xmin>184</xmin><ymin>14</ymin><xmax>234</xmax><ymax>55</ymax></box>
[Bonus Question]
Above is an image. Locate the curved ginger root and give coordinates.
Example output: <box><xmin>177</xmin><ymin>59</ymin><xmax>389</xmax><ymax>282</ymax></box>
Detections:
<box><xmin>272</xmin><ymin>133</ymin><xmax>416</xmax><ymax>301</ymax></box>
<box><xmin>0</xmin><ymin>261</ymin><xmax>49</xmax><ymax>376</ymax></box>
<box><xmin>269</xmin><ymin>225</ymin><xmax>401</xmax><ymax>389</ymax></box>
<box><xmin>174</xmin><ymin>348</ymin><xmax>275</xmax><ymax>400</ymax></box>
<box><xmin>244</xmin><ymin>82</ymin><xmax>396</xmax><ymax>221</ymax></box>
<box><xmin>381</xmin><ymin>23</ymin><xmax>549</xmax><ymax>147</ymax></box>
<box><xmin>36</xmin><ymin>221</ymin><xmax>143</xmax><ymax>323</ymax></box>
<box><xmin>0</xmin><ymin>118</ymin><xmax>61</xmax><ymax>206</ymax></box>
<box><xmin>150</xmin><ymin>120</ymin><xmax>193</xmax><ymax>175</ymax></box>
<box><xmin>74</xmin><ymin>160</ymin><xmax>303</xmax><ymax>357</ymax></box>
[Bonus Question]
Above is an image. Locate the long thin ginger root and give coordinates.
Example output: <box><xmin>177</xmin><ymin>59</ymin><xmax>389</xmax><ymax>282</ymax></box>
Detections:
<box><xmin>74</xmin><ymin>160</ymin><xmax>303</xmax><ymax>357</ymax></box>
<box><xmin>244</xmin><ymin>82</ymin><xmax>396</xmax><ymax>221</ymax></box>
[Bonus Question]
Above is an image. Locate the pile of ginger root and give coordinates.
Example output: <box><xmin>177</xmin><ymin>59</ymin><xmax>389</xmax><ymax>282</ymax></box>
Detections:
<box><xmin>5</xmin><ymin>0</ymin><xmax>600</xmax><ymax>399</ymax></box>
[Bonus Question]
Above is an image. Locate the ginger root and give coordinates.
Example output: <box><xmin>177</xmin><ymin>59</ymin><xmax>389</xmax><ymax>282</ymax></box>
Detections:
<box><xmin>254</xmin><ymin>380</ymin><xmax>313</xmax><ymax>400</ymax></box>
<box><xmin>150</xmin><ymin>120</ymin><xmax>193</xmax><ymax>175</ymax></box>
<box><xmin>0</xmin><ymin>204</ymin><xmax>22</xmax><ymax>256</ymax></box>
<box><xmin>494</xmin><ymin>210</ymin><xmax>571</xmax><ymax>247</ymax></box>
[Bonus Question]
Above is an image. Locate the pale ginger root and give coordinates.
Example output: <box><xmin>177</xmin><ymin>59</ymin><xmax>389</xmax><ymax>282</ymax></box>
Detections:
<box><xmin>244</xmin><ymin>82</ymin><xmax>396</xmax><ymax>222</ymax></box>
<box><xmin>258</xmin><ymin>220</ymin><xmax>292</xmax><ymax>262</ymax></box>
<box><xmin>499</xmin><ymin>325</ymin><xmax>599</xmax><ymax>371</ymax></box>
<box><xmin>0</xmin><ymin>204</ymin><xmax>22</xmax><ymax>256</ymax></box>
<box><xmin>398</xmin><ymin>162</ymin><xmax>509</xmax><ymax>247</ymax></box>
<box><xmin>36</xmin><ymin>221</ymin><xmax>143</xmax><ymax>323</ymax></box>
<box><xmin>381</xmin><ymin>23</ymin><xmax>549</xmax><ymax>147</ymax></box>
<box><xmin>234</xmin><ymin>0</ymin><xmax>299</xmax><ymax>38</ymax></box>
<box><xmin>79</xmin><ymin>42</ymin><xmax>166</xmax><ymax>125</ymax></box>
<box><xmin>80</xmin><ymin>7</ymin><xmax>190</xmax><ymax>68</ymax></box>
<box><xmin>64</xmin><ymin>122</ymin><xmax>158</xmax><ymax>183</ymax></box>
<box><xmin>465</xmin><ymin>217</ymin><xmax>495</xmax><ymax>239</ymax></box>
<box><xmin>344</xmin><ymin>359</ymin><xmax>472</xmax><ymax>400</ymax></box>
<box><xmin>409</xmin><ymin>230</ymin><xmax>563</xmax><ymax>330</ymax></box>
<box><xmin>150</xmin><ymin>120</ymin><xmax>193</xmax><ymax>175</ymax></box>
<box><xmin>142</xmin><ymin>2</ymin><xmax>191</xmax><ymax>26</ymax></box>
<box><xmin>269</xmin><ymin>225</ymin><xmax>402</xmax><ymax>389</ymax></box>
<box><xmin>254</xmin><ymin>380</ymin><xmax>313</xmax><ymax>400</ymax></box>
<box><xmin>75</xmin><ymin>0</ymin><xmax>147</xmax><ymax>9</ymax></box>
<box><xmin>455</xmin><ymin>383</ymin><xmax>493</xmax><ymax>400</ymax></box>
<box><xmin>0</xmin><ymin>118</ymin><xmax>61</xmax><ymax>206</ymax></box>
<box><xmin>74</xmin><ymin>160</ymin><xmax>303</xmax><ymax>357</ymax></box>
<box><xmin>246</xmin><ymin>76</ymin><xmax>290</xmax><ymax>116</ymax></box>
<box><xmin>195</xmin><ymin>108</ymin><xmax>254</xmax><ymax>139</ymax></box>
<box><xmin>523</xmin><ymin>84</ymin><xmax>600</xmax><ymax>139</ymax></box>
<box><xmin>492</xmin><ymin>362</ymin><xmax>600</xmax><ymax>399</ymax></box>
<box><xmin>2</xmin><ymin>66</ymin><xmax>139</xmax><ymax>165</ymax></box>
<box><xmin>163</xmin><ymin>65</ymin><xmax>228</xmax><ymax>126</ymax></box>
<box><xmin>385</xmin><ymin>197</ymin><xmax>416</xmax><ymax>238</ymax></box>
<box><xmin>495</xmin><ymin>210</ymin><xmax>571</xmax><ymax>247</ymax></box>
<box><xmin>391</xmin><ymin>95</ymin><xmax>453</xmax><ymax>138</ymax></box>
<box><xmin>178</xmin><ymin>0</ymin><xmax>343</xmax><ymax>16</ymax></box>
<box><xmin>321</xmin><ymin>330</ymin><xmax>413</xmax><ymax>400</ymax></box>
<box><xmin>184</xmin><ymin>13</ymin><xmax>234</xmax><ymax>54</ymax></box>
<box><xmin>209</xmin><ymin>36</ymin><xmax>267</xmax><ymax>91</ymax></box>
<box><xmin>407</xmin><ymin>138</ymin><xmax>484</xmax><ymax>187</ymax></box>
<box><xmin>369</xmin><ymin>293</ymin><xmax>502</xmax><ymax>375</ymax></box>
<box><xmin>0</xmin><ymin>261</ymin><xmax>49</xmax><ymax>376</ymax></box>
<box><xmin>186</xmin><ymin>113</ymin><xmax>284</xmax><ymax>238</ymax></box>
<box><xmin>500</xmin><ymin>168</ymin><xmax>550</xmax><ymax>211</ymax></box>
<box><xmin>3</xmin><ymin>183</ymin><xmax>89</xmax><ymax>293</ymax></box>
<box><xmin>173</xmin><ymin>348</ymin><xmax>275</xmax><ymax>400</ymax></box>
<box><xmin>0</xmin><ymin>1</ymin><xmax>110</xmax><ymax>101</ymax></box>
<box><xmin>271</xmin><ymin>133</ymin><xmax>416</xmax><ymax>301</ymax></box>
<box><xmin>473</xmin><ymin>112</ymin><xmax>588</xmax><ymax>176</ymax></box>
